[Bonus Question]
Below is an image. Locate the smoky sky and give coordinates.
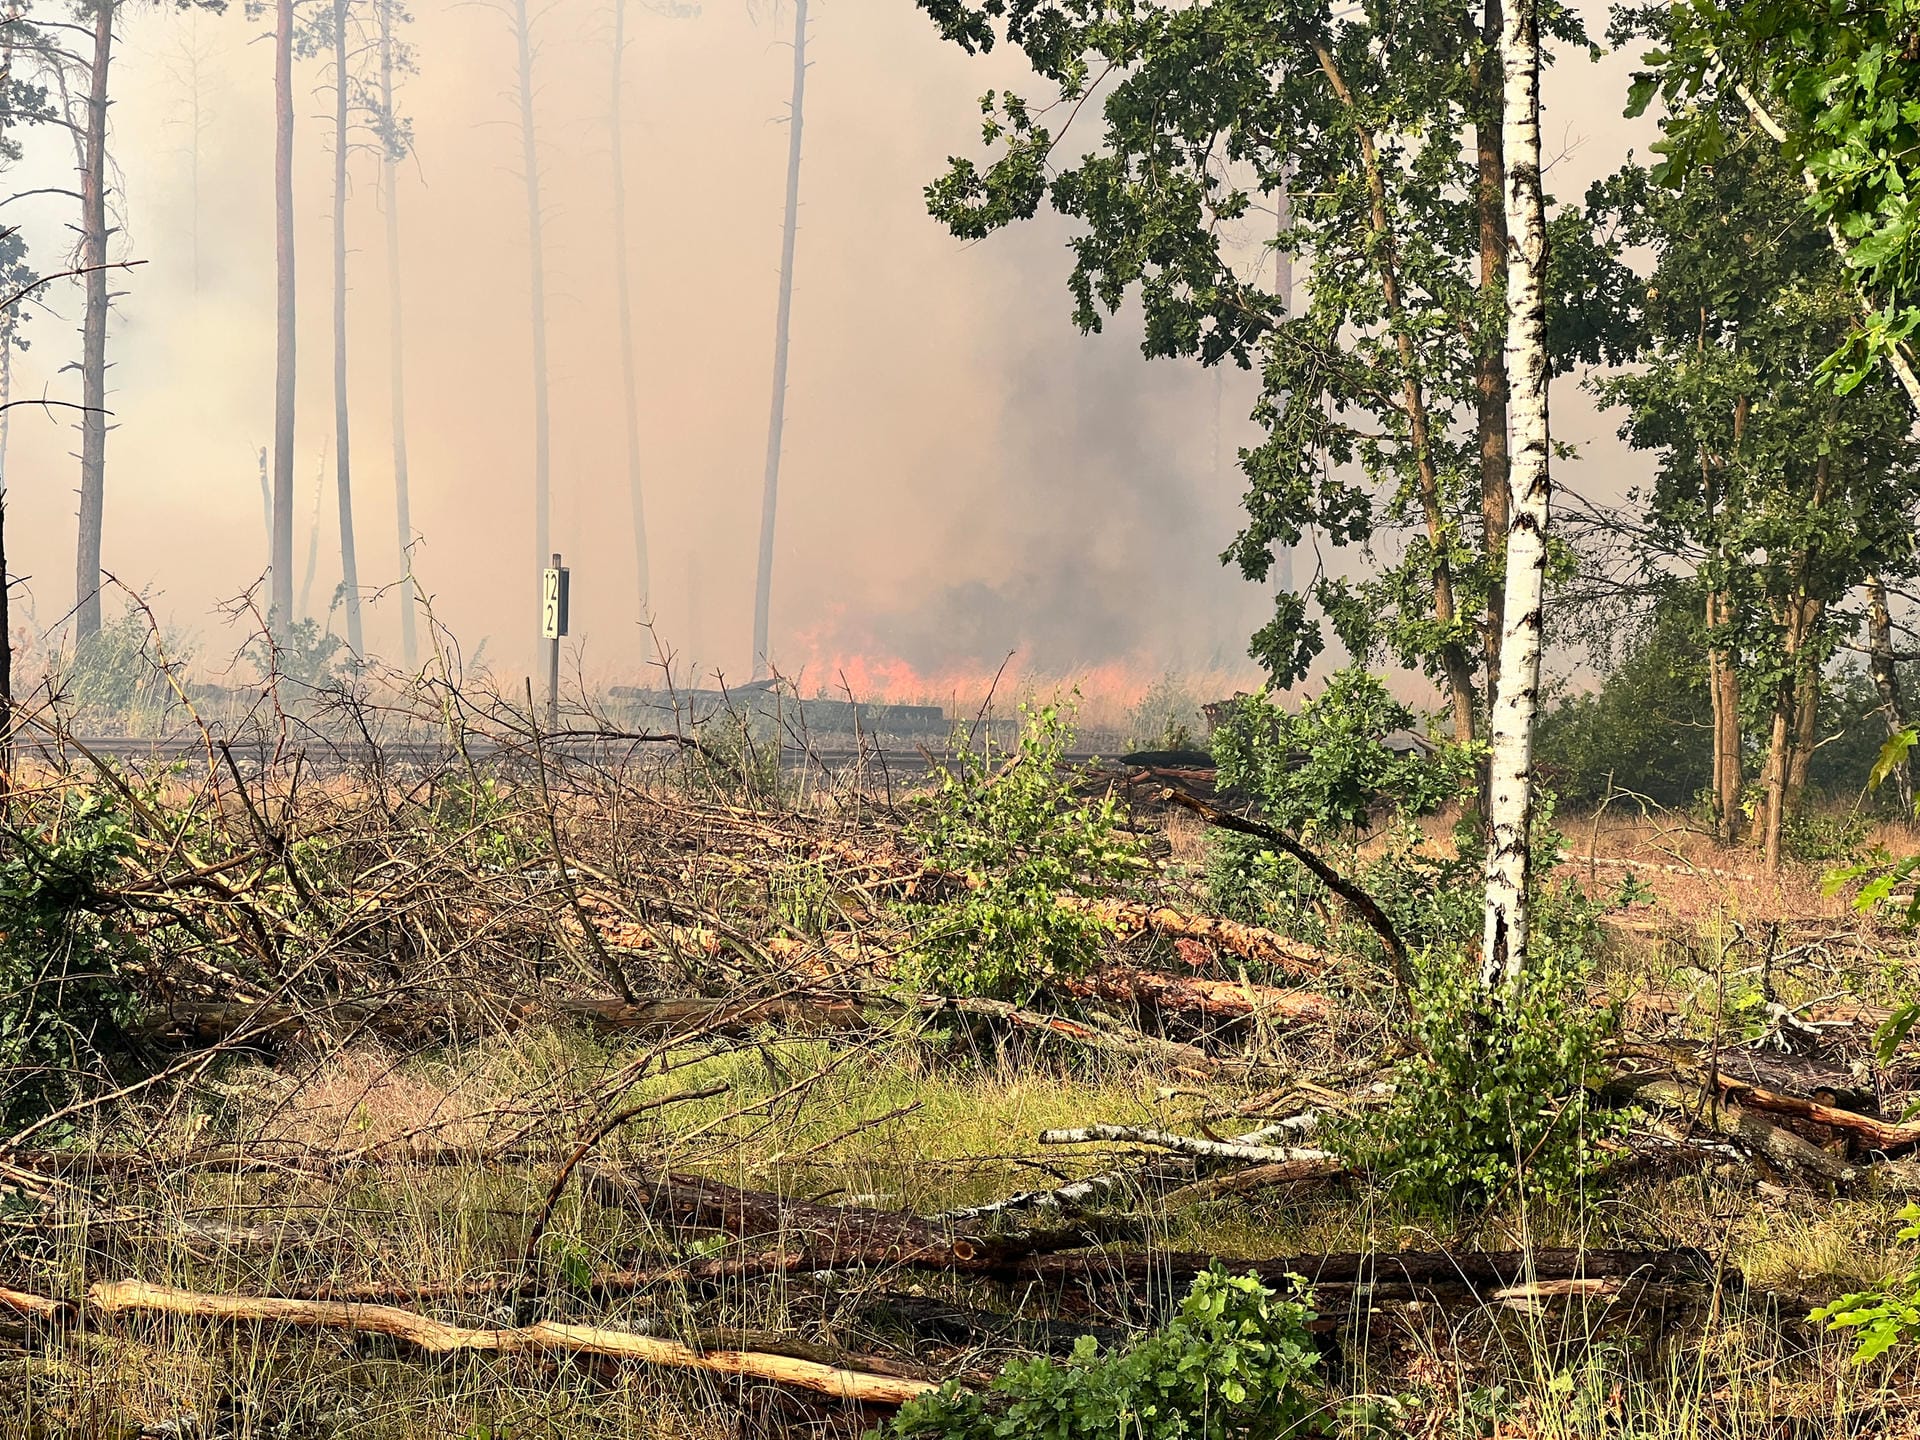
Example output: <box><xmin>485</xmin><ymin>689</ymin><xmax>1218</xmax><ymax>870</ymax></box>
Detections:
<box><xmin>0</xmin><ymin>0</ymin><xmax>1648</xmax><ymax>697</ymax></box>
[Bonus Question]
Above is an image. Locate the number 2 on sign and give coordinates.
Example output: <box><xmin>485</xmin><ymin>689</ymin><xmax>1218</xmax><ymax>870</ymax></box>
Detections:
<box><xmin>541</xmin><ymin>568</ymin><xmax>561</xmax><ymax>640</ymax></box>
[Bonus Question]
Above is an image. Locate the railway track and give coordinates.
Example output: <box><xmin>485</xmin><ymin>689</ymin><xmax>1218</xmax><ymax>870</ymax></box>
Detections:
<box><xmin>26</xmin><ymin>734</ymin><xmax>1113</xmax><ymax>776</ymax></box>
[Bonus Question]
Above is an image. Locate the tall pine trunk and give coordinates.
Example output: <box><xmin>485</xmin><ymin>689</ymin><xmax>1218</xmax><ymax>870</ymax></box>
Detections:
<box><xmin>272</xmin><ymin>0</ymin><xmax>297</xmax><ymax>633</ymax></box>
<box><xmin>750</xmin><ymin>0</ymin><xmax>807</xmax><ymax>679</ymax></box>
<box><xmin>1479</xmin><ymin>0</ymin><xmax>1550</xmax><ymax>992</ymax></box>
<box><xmin>513</xmin><ymin>0</ymin><xmax>551</xmax><ymax>612</ymax></box>
<box><xmin>610</xmin><ymin>0</ymin><xmax>648</xmax><ymax>621</ymax></box>
<box><xmin>379</xmin><ymin>0</ymin><xmax>416</xmax><ymax>668</ymax></box>
<box><xmin>332</xmin><ymin>0</ymin><xmax>363</xmax><ymax>657</ymax></box>
<box><xmin>74</xmin><ymin>0</ymin><xmax>113</xmax><ymax>643</ymax></box>
<box><xmin>1868</xmin><ymin>574</ymin><xmax>1913</xmax><ymax>814</ymax></box>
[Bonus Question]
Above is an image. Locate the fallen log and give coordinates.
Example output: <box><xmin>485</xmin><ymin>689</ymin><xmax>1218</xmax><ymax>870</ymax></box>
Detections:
<box><xmin>70</xmin><ymin>1279</ymin><xmax>934</xmax><ymax>1405</ymax></box>
<box><xmin>1010</xmin><ymin>1246</ymin><xmax>1732</xmax><ymax>1298</ymax></box>
<box><xmin>1711</xmin><ymin>1077</ymin><xmax>1920</xmax><ymax>1154</ymax></box>
<box><xmin>912</xmin><ymin>995</ymin><xmax>1268</xmax><ymax>1078</ymax></box>
<box><xmin>1052</xmin><ymin>900</ymin><xmax>1325</xmax><ymax>982</ymax></box>
<box><xmin>1037</xmin><ymin>1124</ymin><xmax>1333</xmax><ymax>1166</ymax></box>
<box><xmin>1630</xmin><ymin>1080</ymin><xmax>1858</xmax><ymax>1186</ymax></box>
<box><xmin>1059</xmin><ymin>963</ymin><xmax>1330</xmax><ymax>1025</ymax></box>
<box><xmin>1159</xmin><ymin>1158</ymin><xmax>1351</xmax><ymax>1208</ymax></box>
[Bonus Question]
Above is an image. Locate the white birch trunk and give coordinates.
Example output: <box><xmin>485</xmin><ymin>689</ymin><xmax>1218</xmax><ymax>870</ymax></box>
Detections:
<box><xmin>1479</xmin><ymin>0</ymin><xmax>1550</xmax><ymax>993</ymax></box>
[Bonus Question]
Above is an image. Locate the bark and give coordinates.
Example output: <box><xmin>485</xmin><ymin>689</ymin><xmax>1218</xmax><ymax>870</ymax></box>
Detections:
<box><xmin>272</xmin><ymin>0</ymin><xmax>296</xmax><ymax>633</ymax></box>
<box><xmin>1316</xmin><ymin>43</ymin><xmax>1477</xmax><ymax>741</ymax></box>
<box><xmin>1707</xmin><ymin>587</ymin><xmax>1743</xmax><ymax>844</ymax></box>
<box><xmin>1756</xmin><ymin>553</ymin><xmax>1826</xmax><ymax>868</ymax></box>
<box><xmin>1475</xmin><ymin>0</ymin><xmax>1510</xmax><ymax>701</ymax></box>
<box><xmin>75</xmin><ymin>1281</ymin><xmax>933</xmax><ymax>1405</ymax></box>
<box><xmin>750</xmin><ymin>0</ymin><xmax>806</xmax><ymax>679</ymax></box>
<box><xmin>1480</xmin><ymin>0</ymin><xmax>1550</xmax><ymax>991</ymax></box>
<box><xmin>74</xmin><ymin>0</ymin><xmax>112</xmax><ymax>643</ymax></box>
<box><xmin>611</xmin><ymin>0</ymin><xmax>648</xmax><ymax>621</ymax></box>
<box><xmin>513</xmin><ymin>0</ymin><xmax>551</xmax><ymax>596</ymax></box>
<box><xmin>1867</xmin><ymin>574</ymin><xmax>1912</xmax><ymax>813</ymax></box>
<box><xmin>331</xmin><ymin>0</ymin><xmax>362</xmax><ymax>657</ymax></box>
<box><xmin>379</xmin><ymin>0</ymin><xmax>416</xmax><ymax>669</ymax></box>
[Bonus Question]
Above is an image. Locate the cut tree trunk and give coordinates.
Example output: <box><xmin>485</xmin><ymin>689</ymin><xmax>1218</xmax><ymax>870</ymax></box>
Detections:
<box><xmin>332</xmin><ymin>0</ymin><xmax>362</xmax><ymax>658</ymax></box>
<box><xmin>750</xmin><ymin>0</ymin><xmax>806</xmax><ymax>679</ymax></box>
<box><xmin>611</xmin><ymin>0</ymin><xmax>648</xmax><ymax>622</ymax></box>
<box><xmin>74</xmin><ymin>0</ymin><xmax>113</xmax><ymax>643</ymax></box>
<box><xmin>1480</xmin><ymin>0</ymin><xmax>1550</xmax><ymax>991</ymax></box>
<box><xmin>513</xmin><ymin>0</ymin><xmax>551</xmax><ymax>604</ymax></box>
<box><xmin>272</xmin><ymin>0</ymin><xmax>297</xmax><ymax>633</ymax></box>
<box><xmin>379</xmin><ymin>0</ymin><xmax>416</xmax><ymax>669</ymax></box>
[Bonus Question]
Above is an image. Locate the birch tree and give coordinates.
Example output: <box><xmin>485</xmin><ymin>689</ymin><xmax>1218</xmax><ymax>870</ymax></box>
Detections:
<box><xmin>1477</xmin><ymin>0</ymin><xmax>1548</xmax><ymax>991</ymax></box>
<box><xmin>750</xmin><ymin>0</ymin><xmax>806</xmax><ymax>679</ymax></box>
<box><xmin>912</xmin><ymin>0</ymin><xmax>1628</xmax><ymax>734</ymax></box>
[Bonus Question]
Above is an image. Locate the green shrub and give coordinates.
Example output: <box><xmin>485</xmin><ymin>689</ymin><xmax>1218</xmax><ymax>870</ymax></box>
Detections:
<box><xmin>877</xmin><ymin>1268</ymin><xmax>1322</xmax><ymax>1440</ymax></box>
<box><xmin>1347</xmin><ymin>942</ymin><xmax>1618</xmax><ymax>1212</ymax></box>
<box><xmin>1532</xmin><ymin>598</ymin><xmax>1714</xmax><ymax>811</ymax></box>
<box><xmin>1126</xmin><ymin>671</ymin><xmax>1204</xmax><ymax>752</ymax></box>
<box><xmin>1812</xmin><ymin>1204</ymin><xmax>1920</xmax><ymax>1363</ymax></box>
<box><xmin>0</xmin><ymin>784</ymin><xmax>146</xmax><ymax>1125</ymax></box>
<box><xmin>904</xmin><ymin>702</ymin><xmax>1141</xmax><ymax>1001</ymax></box>
<box><xmin>1209</xmin><ymin>669</ymin><xmax>1468</xmax><ymax>840</ymax></box>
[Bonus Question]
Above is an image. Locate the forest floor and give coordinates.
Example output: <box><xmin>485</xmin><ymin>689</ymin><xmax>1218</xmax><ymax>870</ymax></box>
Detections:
<box><xmin>2</xmin><ymin>714</ymin><xmax>1919</xmax><ymax>1440</ymax></box>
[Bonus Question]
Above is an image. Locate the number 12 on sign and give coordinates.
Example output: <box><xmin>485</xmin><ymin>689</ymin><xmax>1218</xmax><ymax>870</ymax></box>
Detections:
<box><xmin>541</xmin><ymin>563</ymin><xmax>570</xmax><ymax>639</ymax></box>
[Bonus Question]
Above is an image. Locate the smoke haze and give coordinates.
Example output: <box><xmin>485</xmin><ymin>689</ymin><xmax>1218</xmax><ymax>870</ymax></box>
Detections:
<box><xmin>0</xmin><ymin>0</ymin><xmax>1648</xmax><ymax>705</ymax></box>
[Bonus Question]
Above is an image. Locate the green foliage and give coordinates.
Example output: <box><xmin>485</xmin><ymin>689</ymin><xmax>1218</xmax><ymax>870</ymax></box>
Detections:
<box><xmin>426</xmin><ymin>774</ymin><xmax>532</xmax><ymax>871</ymax></box>
<box><xmin>905</xmin><ymin>702</ymin><xmax>1142</xmax><ymax>1001</ymax></box>
<box><xmin>915</xmin><ymin>0</ymin><xmax>1630</xmax><ymax>689</ymax></box>
<box><xmin>1811</xmin><ymin>1204</ymin><xmax>1920</xmax><ymax>1363</ymax></box>
<box><xmin>1630</xmin><ymin>0</ymin><xmax>1920</xmax><ymax>389</ymax></box>
<box><xmin>1126</xmin><ymin>671</ymin><xmax>1204</xmax><ymax>753</ymax></box>
<box><xmin>250</xmin><ymin>616</ymin><xmax>346</xmax><ymax>689</ymax></box>
<box><xmin>1533</xmin><ymin>597</ymin><xmax>1715</xmax><ymax>810</ymax></box>
<box><xmin>1210</xmin><ymin>669</ymin><xmax>1469</xmax><ymax>839</ymax></box>
<box><xmin>686</xmin><ymin>708</ymin><xmax>785</xmax><ymax>806</ymax></box>
<box><xmin>0</xmin><ymin>784</ymin><xmax>145</xmax><ymax>1125</ymax></box>
<box><xmin>876</xmin><ymin>1267</ymin><xmax>1322</xmax><ymax>1440</ymax></box>
<box><xmin>1348</xmin><ymin>943</ymin><xmax>1617</xmax><ymax>1211</ymax></box>
<box><xmin>60</xmin><ymin>603</ymin><xmax>192</xmax><ymax>731</ymax></box>
<box><xmin>1588</xmin><ymin>139</ymin><xmax>1920</xmax><ymax>754</ymax></box>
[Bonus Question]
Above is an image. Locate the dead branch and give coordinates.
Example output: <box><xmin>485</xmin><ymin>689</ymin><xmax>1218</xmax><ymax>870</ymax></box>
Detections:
<box><xmin>1154</xmin><ymin>787</ymin><xmax>1408</xmax><ymax>981</ymax></box>
<box><xmin>67</xmin><ymin>1280</ymin><xmax>934</xmax><ymax>1405</ymax></box>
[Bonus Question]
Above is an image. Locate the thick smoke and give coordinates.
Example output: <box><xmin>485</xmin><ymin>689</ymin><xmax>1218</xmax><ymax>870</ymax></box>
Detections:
<box><xmin>0</xmin><ymin>0</ymin><xmax>1642</xmax><ymax>703</ymax></box>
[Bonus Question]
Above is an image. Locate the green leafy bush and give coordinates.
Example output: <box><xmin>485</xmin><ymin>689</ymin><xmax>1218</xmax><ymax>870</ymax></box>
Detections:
<box><xmin>876</xmin><ymin>1268</ymin><xmax>1322</xmax><ymax>1440</ymax></box>
<box><xmin>0</xmin><ymin>784</ymin><xmax>146</xmax><ymax>1124</ymax></box>
<box><xmin>904</xmin><ymin>702</ymin><xmax>1141</xmax><ymax>1001</ymax></box>
<box><xmin>1532</xmin><ymin>597</ymin><xmax>1714</xmax><ymax>811</ymax></box>
<box><xmin>1811</xmin><ymin>1204</ymin><xmax>1920</xmax><ymax>1363</ymax></box>
<box><xmin>1209</xmin><ymin>669</ymin><xmax>1468</xmax><ymax>839</ymax></box>
<box><xmin>1348</xmin><ymin>942</ymin><xmax>1617</xmax><ymax>1211</ymax></box>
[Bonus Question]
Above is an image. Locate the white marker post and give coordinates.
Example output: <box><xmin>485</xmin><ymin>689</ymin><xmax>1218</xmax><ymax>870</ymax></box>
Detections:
<box><xmin>540</xmin><ymin>552</ymin><xmax>569</xmax><ymax>732</ymax></box>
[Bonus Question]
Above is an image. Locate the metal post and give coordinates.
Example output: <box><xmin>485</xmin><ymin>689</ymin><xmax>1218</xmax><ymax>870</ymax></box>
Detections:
<box><xmin>546</xmin><ymin>551</ymin><xmax>561</xmax><ymax>733</ymax></box>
